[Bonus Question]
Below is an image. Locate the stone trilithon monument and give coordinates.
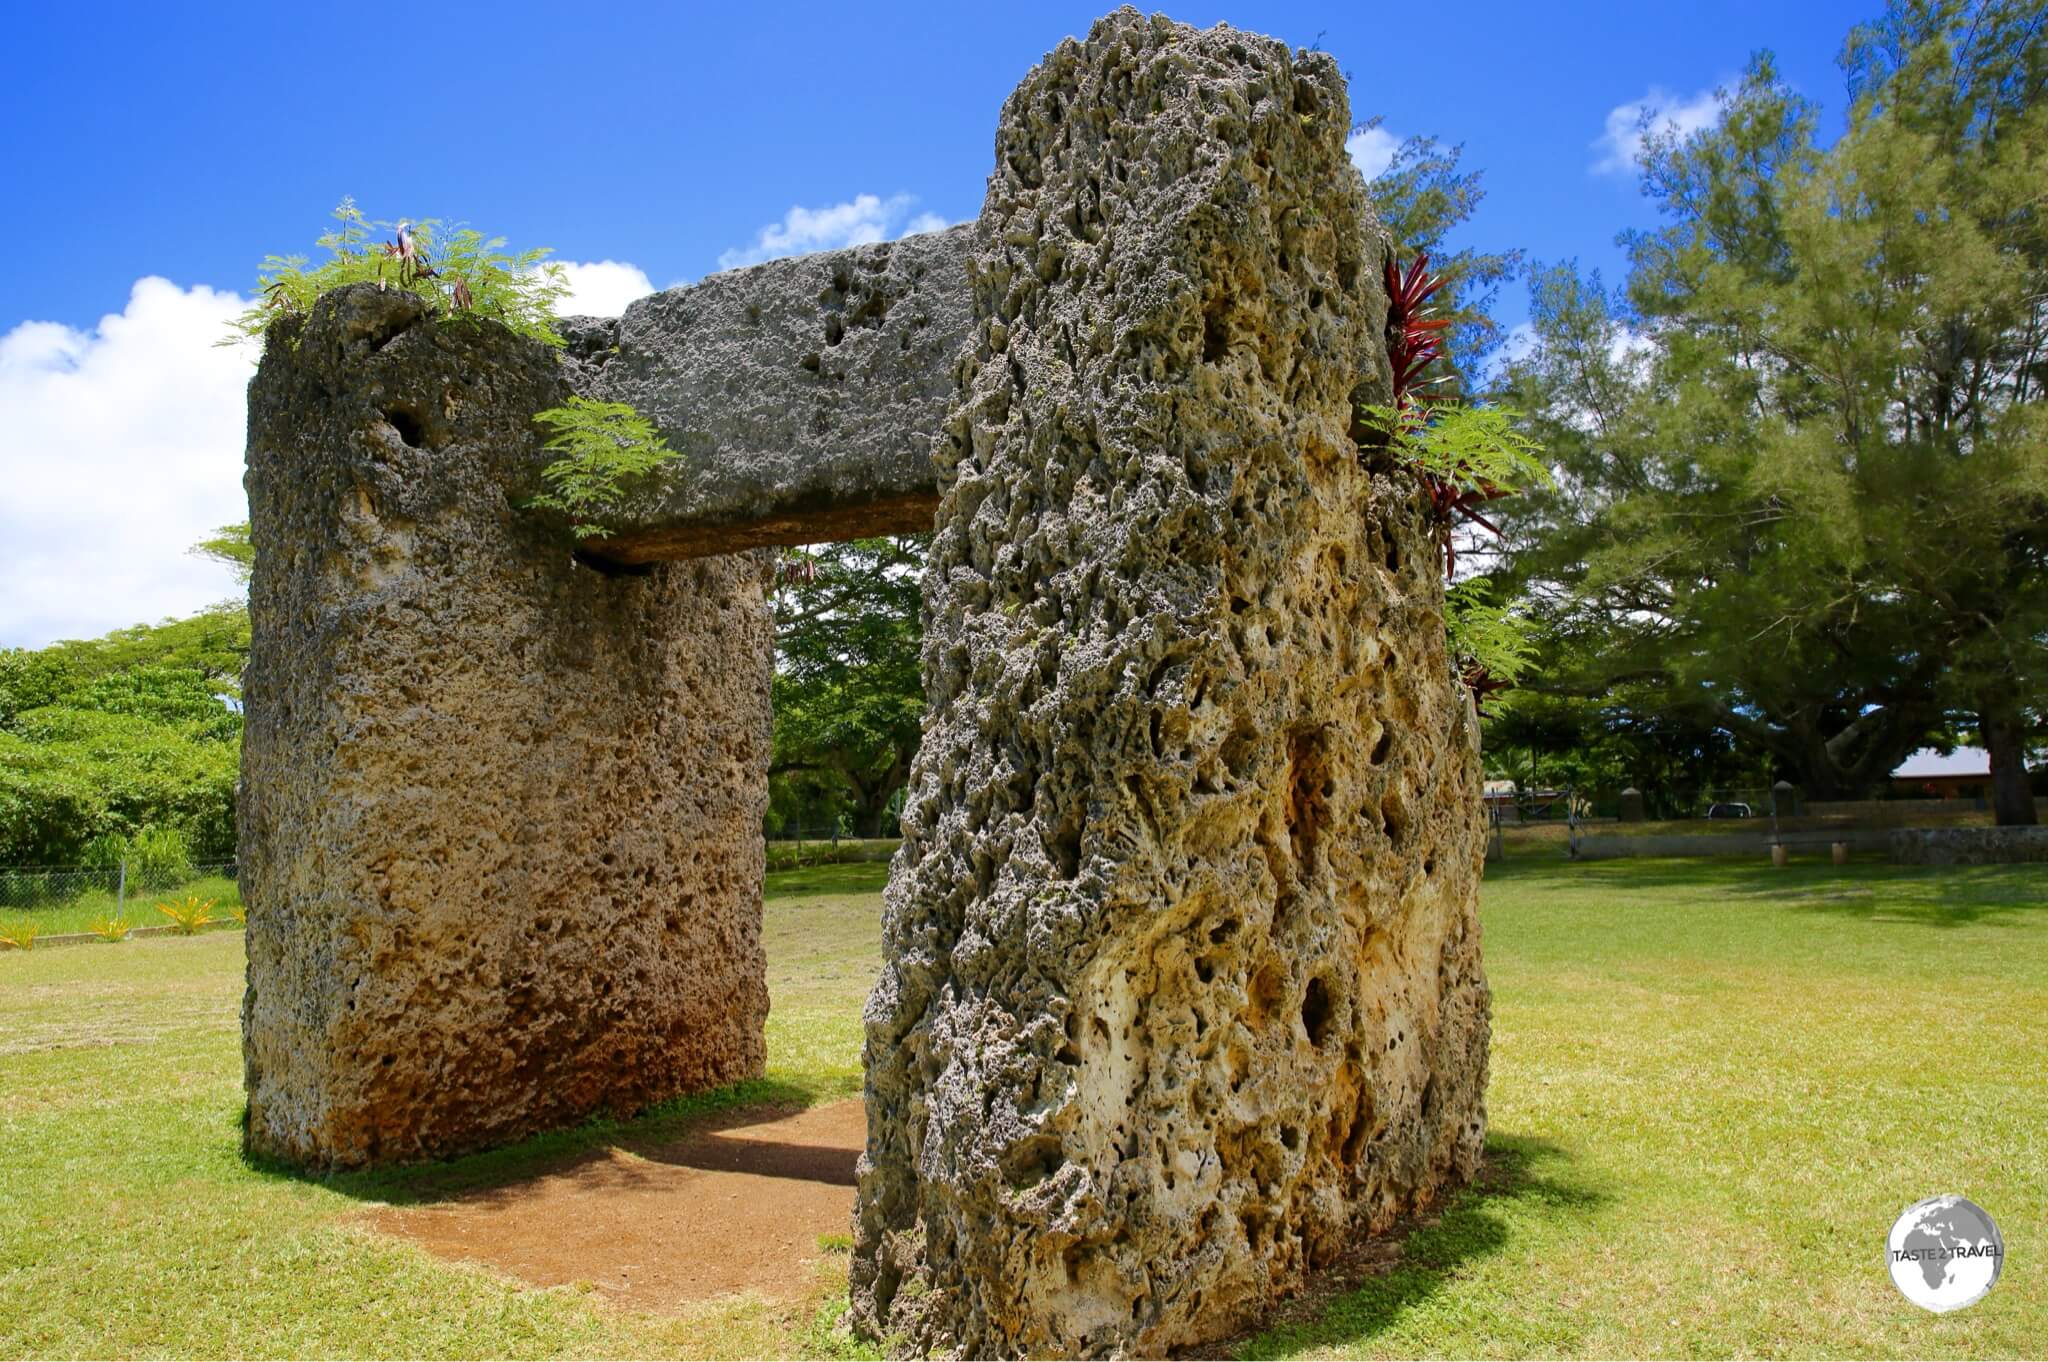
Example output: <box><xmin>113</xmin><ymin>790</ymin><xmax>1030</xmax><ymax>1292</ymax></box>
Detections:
<box><xmin>239</xmin><ymin>9</ymin><xmax>1488</xmax><ymax>1355</ymax></box>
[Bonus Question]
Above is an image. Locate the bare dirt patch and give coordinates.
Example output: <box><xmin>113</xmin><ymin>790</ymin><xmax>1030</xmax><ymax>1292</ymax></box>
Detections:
<box><xmin>361</xmin><ymin>1100</ymin><xmax>863</xmax><ymax>1310</ymax></box>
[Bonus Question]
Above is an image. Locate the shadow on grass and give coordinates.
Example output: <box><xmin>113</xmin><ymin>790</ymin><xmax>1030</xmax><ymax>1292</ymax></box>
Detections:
<box><xmin>1218</xmin><ymin>1133</ymin><xmax>1603</xmax><ymax>1360</ymax></box>
<box><xmin>1483</xmin><ymin>855</ymin><xmax>2048</xmax><ymax>929</ymax></box>
<box><xmin>241</xmin><ymin>1074</ymin><xmax>841</xmax><ymax>1206</ymax></box>
<box><xmin>765</xmin><ymin>860</ymin><xmax>892</xmax><ymax>901</ymax></box>
<box><xmin>1768</xmin><ymin>864</ymin><xmax>2048</xmax><ymax>929</ymax></box>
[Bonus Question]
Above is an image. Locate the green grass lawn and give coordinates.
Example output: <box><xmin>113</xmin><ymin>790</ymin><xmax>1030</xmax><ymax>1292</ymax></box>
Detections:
<box><xmin>1</xmin><ymin>858</ymin><xmax>2042</xmax><ymax>1358</ymax></box>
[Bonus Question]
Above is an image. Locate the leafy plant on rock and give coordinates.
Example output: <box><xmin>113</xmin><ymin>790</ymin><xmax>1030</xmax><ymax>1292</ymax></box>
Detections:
<box><xmin>226</xmin><ymin>198</ymin><xmax>567</xmax><ymax>348</ymax></box>
<box><xmin>1362</xmin><ymin>250</ymin><xmax>1548</xmax><ymax>709</ymax></box>
<box><xmin>1443</xmin><ymin>578</ymin><xmax>1537</xmax><ymax>716</ymax></box>
<box><xmin>1361</xmin><ymin>399</ymin><xmax>1545</xmax><ymax>577</ymax></box>
<box><xmin>528</xmin><ymin>397</ymin><xmax>683</xmax><ymax>540</ymax></box>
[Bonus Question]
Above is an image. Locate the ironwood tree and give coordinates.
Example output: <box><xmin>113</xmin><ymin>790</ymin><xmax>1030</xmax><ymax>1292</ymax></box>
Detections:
<box><xmin>1494</xmin><ymin>0</ymin><xmax>2046</xmax><ymax>818</ymax></box>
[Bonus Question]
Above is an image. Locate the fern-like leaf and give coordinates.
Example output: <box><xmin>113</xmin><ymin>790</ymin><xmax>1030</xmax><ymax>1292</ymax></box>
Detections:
<box><xmin>528</xmin><ymin>398</ymin><xmax>683</xmax><ymax>540</ymax></box>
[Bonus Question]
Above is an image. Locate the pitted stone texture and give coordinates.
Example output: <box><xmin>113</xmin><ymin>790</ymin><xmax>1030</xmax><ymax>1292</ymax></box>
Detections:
<box><xmin>240</xmin><ymin>285</ymin><xmax>773</xmax><ymax>1168</ymax></box>
<box><xmin>851</xmin><ymin>14</ymin><xmax>1489</xmax><ymax>1356</ymax></box>
<box><xmin>573</xmin><ymin>226</ymin><xmax>975</xmax><ymax>562</ymax></box>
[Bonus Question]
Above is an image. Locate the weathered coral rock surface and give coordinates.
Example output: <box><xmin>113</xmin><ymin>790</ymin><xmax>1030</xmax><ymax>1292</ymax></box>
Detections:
<box><xmin>240</xmin><ymin>285</ymin><xmax>773</xmax><ymax>1168</ymax></box>
<box><xmin>564</xmin><ymin>225</ymin><xmax>976</xmax><ymax>561</ymax></box>
<box><xmin>851</xmin><ymin>13</ymin><xmax>1490</xmax><ymax>1356</ymax></box>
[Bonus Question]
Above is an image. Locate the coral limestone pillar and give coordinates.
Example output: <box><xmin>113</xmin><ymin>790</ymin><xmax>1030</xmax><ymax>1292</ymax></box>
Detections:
<box><xmin>239</xmin><ymin>285</ymin><xmax>773</xmax><ymax>1168</ymax></box>
<box><xmin>851</xmin><ymin>14</ymin><xmax>1490</xmax><ymax>1354</ymax></box>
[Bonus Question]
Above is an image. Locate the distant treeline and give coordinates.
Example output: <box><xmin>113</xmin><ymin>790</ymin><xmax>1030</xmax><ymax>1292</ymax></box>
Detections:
<box><xmin>0</xmin><ymin>608</ymin><xmax>246</xmax><ymax>866</ymax></box>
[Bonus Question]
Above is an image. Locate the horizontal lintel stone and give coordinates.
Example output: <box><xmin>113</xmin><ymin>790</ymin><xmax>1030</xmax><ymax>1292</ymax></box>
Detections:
<box><xmin>565</xmin><ymin>224</ymin><xmax>974</xmax><ymax>561</ymax></box>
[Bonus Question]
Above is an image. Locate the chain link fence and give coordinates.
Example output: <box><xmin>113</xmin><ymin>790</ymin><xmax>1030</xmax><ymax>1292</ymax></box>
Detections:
<box><xmin>0</xmin><ymin>860</ymin><xmax>241</xmax><ymax>936</ymax></box>
<box><xmin>0</xmin><ymin>864</ymin><xmax>126</xmax><ymax>910</ymax></box>
<box><xmin>764</xmin><ymin>828</ymin><xmax>900</xmax><ymax>871</ymax></box>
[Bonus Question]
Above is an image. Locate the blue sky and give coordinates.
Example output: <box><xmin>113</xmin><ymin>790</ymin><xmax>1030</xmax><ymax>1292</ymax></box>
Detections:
<box><xmin>0</xmin><ymin>0</ymin><xmax>1877</xmax><ymax>647</ymax></box>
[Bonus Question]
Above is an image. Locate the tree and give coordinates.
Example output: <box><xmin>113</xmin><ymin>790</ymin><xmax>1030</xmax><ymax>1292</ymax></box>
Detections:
<box><xmin>770</xmin><ymin>537</ymin><xmax>926</xmax><ymax>837</ymax></box>
<box><xmin>0</xmin><ymin>611</ymin><xmax>247</xmax><ymax>864</ymax></box>
<box><xmin>1826</xmin><ymin>0</ymin><xmax>2048</xmax><ymax>819</ymax></box>
<box><xmin>1497</xmin><ymin>1</ymin><xmax>2048</xmax><ymax>817</ymax></box>
<box><xmin>1496</xmin><ymin>258</ymin><xmax>1952</xmax><ymax>798</ymax></box>
<box><xmin>190</xmin><ymin>522</ymin><xmax>254</xmax><ymax>586</ymax></box>
<box><xmin>1359</xmin><ymin>122</ymin><xmax>1524</xmax><ymax>398</ymax></box>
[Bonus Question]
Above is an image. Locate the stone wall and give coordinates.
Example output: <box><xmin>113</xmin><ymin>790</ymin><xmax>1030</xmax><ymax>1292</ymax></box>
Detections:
<box><xmin>1807</xmin><ymin>797</ymin><xmax>2048</xmax><ymax>820</ymax></box>
<box><xmin>1889</xmin><ymin>826</ymin><xmax>2048</xmax><ymax>864</ymax></box>
<box><xmin>850</xmin><ymin>14</ymin><xmax>1490</xmax><ymax>1355</ymax></box>
<box><xmin>240</xmin><ymin>285</ymin><xmax>774</xmax><ymax>1168</ymax></box>
<box><xmin>1566</xmin><ymin>830</ymin><xmax>1895</xmax><ymax>860</ymax></box>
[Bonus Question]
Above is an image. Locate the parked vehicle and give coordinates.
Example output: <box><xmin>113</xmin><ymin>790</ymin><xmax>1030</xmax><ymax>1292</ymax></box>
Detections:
<box><xmin>1705</xmin><ymin>802</ymin><xmax>1753</xmax><ymax>819</ymax></box>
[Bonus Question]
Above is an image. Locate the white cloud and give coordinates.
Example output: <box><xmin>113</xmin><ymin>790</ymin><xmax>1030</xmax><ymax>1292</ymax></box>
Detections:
<box><xmin>1591</xmin><ymin>86</ymin><xmax>1725</xmax><ymax>175</ymax></box>
<box><xmin>1607</xmin><ymin>325</ymin><xmax>1656</xmax><ymax>372</ymax></box>
<box><xmin>1499</xmin><ymin>322</ymin><xmax>1538</xmax><ymax>367</ymax></box>
<box><xmin>0</xmin><ymin>258</ymin><xmax>667</xmax><ymax>650</ymax></box>
<box><xmin>716</xmin><ymin>194</ymin><xmax>952</xmax><ymax>271</ymax></box>
<box><xmin>1474</xmin><ymin>321</ymin><xmax>1540</xmax><ymax>387</ymax></box>
<box><xmin>0</xmin><ymin>279</ymin><xmax>255</xmax><ymax>648</ymax></box>
<box><xmin>552</xmin><ymin>259</ymin><xmax>656</xmax><ymax>318</ymax></box>
<box><xmin>1346</xmin><ymin>125</ymin><xmax>1401</xmax><ymax>181</ymax></box>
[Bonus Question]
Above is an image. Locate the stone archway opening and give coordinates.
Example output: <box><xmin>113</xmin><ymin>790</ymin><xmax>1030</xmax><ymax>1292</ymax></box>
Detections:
<box><xmin>239</xmin><ymin>12</ymin><xmax>1488</xmax><ymax>1355</ymax></box>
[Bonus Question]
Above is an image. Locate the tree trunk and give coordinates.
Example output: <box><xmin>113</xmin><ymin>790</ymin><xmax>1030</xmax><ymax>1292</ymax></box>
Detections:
<box><xmin>1980</xmin><ymin>699</ymin><xmax>2038</xmax><ymax>826</ymax></box>
<box><xmin>847</xmin><ymin>778</ymin><xmax>894</xmax><ymax>839</ymax></box>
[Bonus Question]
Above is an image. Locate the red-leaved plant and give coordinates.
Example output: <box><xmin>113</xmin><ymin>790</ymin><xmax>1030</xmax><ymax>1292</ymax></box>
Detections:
<box><xmin>1385</xmin><ymin>252</ymin><xmax>1452</xmax><ymax>417</ymax></box>
<box><xmin>1372</xmin><ymin>251</ymin><xmax>1544</xmax><ymax>712</ymax></box>
<box><xmin>1382</xmin><ymin>251</ymin><xmax>1515</xmax><ymax>577</ymax></box>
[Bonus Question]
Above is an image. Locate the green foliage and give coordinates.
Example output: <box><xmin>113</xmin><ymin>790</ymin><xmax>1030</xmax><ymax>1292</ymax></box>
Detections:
<box><xmin>771</xmin><ymin>537</ymin><xmax>926</xmax><ymax>838</ymax></box>
<box><xmin>528</xmin><ymin>397</ymin><xmax>683</xmax><ymax>539</ymax></box>
<box><xmin>1493</xmin><ymin>0</ymin><xmax>2047</xmax><ymax>806</ymax></box>
<box><xmin>227</xmin><ymin>198</ymin><xmax>567</xmax><ymax>348</ymax></box>
<box><xmin>190</xmin><ymin>522</ymin><xmax>254</xmax><ymax>586</ymax></box>
<box><xmin>153</xmin><ymin>895</ymin><xmax>215</xmax><ymax>935</ymax></box>
<box><xmin>1362</xmin><ymin>400</ymin><xmax>1546</xmax><ymax>498</ymax></box>
<box><xmin>38</xmin><ymin>665</ymin><xmax>242</xmax><ymax>740</ymax></box>
<box><xmin>0</xmin><ymin>650</ymin><xmax>73</xmax><ymax>723</ymax></box>
<box><xmin>0</xmin><ymin>613</ymin><xmax>244</xmax><ymax>866</ymax></box>
<box><xmin>1445</xmin><ymin>578</ymin><xmax>1538</xmax><ymax>689</ymax></box>
<box><xmin>128</xmin><ymin>827</ymin><xmax>196</xmax><ymax>891</ymax></box>
<box><xmin>1361</xmin><ymin>398</ymin><xmax>1546</xmax><ymax>703</ymax></box>
<box><xmin>78</xmin><ymin>833</ymin><xmax>127</xmax><ymax>872</ymax></box>
<box><xmin>4</xmin><ymin>606</ymin><xmax>249</xmax><ymax>711</ymax></box>
<box><xmin>0</xmin><ymin>717</ymin><xmax>239</xmax><ymax>867</ymax></box>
